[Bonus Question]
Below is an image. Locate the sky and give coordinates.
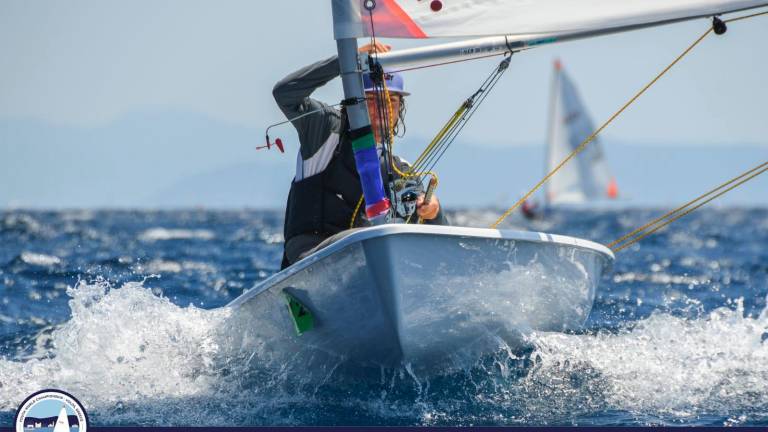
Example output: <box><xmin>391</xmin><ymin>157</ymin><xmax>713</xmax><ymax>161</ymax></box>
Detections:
<box><xmin>1</xmin><ymin>1</ymin><xmax>767</xmax><ymax>209</ymax></box>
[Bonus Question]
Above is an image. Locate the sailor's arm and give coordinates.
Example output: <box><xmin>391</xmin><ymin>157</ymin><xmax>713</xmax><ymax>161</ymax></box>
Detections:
<box><xmin>272</xmin><ymin>42</ymin><xmax>390</xmax><ymax>116</ymax></box>
<box><xmin>272</xmin><ymin>56</ymin><xmax>340</xmax><ymax>118</ymax></box>
<box><xmin>272</xmin><ymin>42</ymin><xmax>393</xmax><ymax>161</ymax></box>
<box><xmin>272</xmin><ymin>56</ymin><xmax>342</xmax><ymax>160</ymax></box>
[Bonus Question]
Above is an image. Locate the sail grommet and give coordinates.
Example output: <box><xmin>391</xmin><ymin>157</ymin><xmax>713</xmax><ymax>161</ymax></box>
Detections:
<box><xmin>712</xmin><ymin>17</ymin><xmax>727</xmax><ymax>35</ymax></box>
<box><xmin>363</xmin><ymin>0</ymin><xmax>376</xmax><ymax>11</ymax></box>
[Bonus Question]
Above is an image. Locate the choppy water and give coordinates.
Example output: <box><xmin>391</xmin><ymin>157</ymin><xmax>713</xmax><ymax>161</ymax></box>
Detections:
<box><xmin>1</xmin><ymin>208</ymin><xmax>767</xmax><ymax>426</ymax></box>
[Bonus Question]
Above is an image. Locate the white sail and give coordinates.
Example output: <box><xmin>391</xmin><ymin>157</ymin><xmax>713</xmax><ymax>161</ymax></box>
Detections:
<box><xmin>53</xmin><ymin>406</ymin><xmax>71</xmax><ymax>432</ymax></box>
<box><xmin>333</xmin><ymin>0</ymin><xmax>768</xmax><ymax>40</ymax></box>
<box><xmin>545</xmin><ymin>60</ymin><xmax>618</xmax><ymax>206</ymax></box>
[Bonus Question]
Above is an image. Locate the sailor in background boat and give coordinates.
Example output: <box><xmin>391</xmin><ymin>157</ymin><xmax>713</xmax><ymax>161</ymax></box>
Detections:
<box><xmin>274</xmin><ymin>42</ymin><xmax>448</xmax><ymax>269</ymax></box>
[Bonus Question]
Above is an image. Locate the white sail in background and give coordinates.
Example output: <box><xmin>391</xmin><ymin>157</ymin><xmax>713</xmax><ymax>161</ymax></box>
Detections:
<box><xmin>545</xmin><ymin>60</ymin><xmax>618</xmax><ymax>206</ymax></box>
<box><xmin>53</xmin><ymin>406</ymin><xmax>71</xmax><ymax>432</ymax></box>
<box><xmin>333</xmin><ymin>0</ymin><xmax>768</xmax><ymax>40</ymax></box>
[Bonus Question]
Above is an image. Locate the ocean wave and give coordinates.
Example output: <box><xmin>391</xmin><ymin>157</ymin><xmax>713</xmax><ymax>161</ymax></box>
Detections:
<box><xmin>18</xmin><ymin>252</ymin><xmax>62</xmax><ymax>267</ymax></box>
<box><xmin>138</xmin><ymin>228</ymin><xmax>215</xmax><ymax>242</ymax></box>
<box><xmin>0</xmin><ymin>213</ymin><xmax>50</xmax><ymax>237</ymax></box>
<box><xmin>526</xmin><ymin>298</ymin><xmax>768</xmax><ymax>422</ymax></box>
<box><xmin>1</xmin><ymin>279</ymin><xmax>766</xmax><ymax>426</ymax></box>
<box><xmin>0</xmin><ymin>280</ymin><xmax>230</xmax><ymax>417</ymax></box>
<box><xmin>612</xmin><ymin>271</ymin><xmax>710</xmax><ymax>286</ymax></box>
<box><xmin>137</xmin><ymin>259</ymin><xmax>217</xmax><ymax>274</ymax></box>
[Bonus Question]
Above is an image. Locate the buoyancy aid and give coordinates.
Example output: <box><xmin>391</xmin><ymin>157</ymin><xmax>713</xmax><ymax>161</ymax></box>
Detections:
<box><xmin>282</xmin><ymin>125</ymin><xmax>364</xmax><ymax>242</ymax></box>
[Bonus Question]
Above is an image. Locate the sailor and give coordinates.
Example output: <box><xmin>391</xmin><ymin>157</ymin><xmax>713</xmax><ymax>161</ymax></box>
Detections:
<box><xmin>273</xmin><ymin>42</ymin><xmax>448</xmax><ymax>269</ymax></box>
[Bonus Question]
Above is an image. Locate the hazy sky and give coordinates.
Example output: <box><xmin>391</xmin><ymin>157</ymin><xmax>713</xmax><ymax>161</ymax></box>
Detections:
<box><xmin>1</xmin><ymin>1</ymin><xmax>767</xmax><ymax>208</ymax></box>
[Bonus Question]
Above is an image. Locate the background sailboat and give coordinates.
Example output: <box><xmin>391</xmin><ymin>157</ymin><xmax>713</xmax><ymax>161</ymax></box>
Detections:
<box><xmin>537</xmin><ymin>60</ymin><xmax>619</xmax><ymax>214</ymax></box>
<box><xmin>524</xmin><ymin>60</ymin><xmax>619</xmax><ymax>219</ymax></box>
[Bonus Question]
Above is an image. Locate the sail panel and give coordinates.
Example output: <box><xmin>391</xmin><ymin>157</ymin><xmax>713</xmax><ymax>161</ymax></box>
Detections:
<box><xmin>547</xmin><ymin>62</ymin><xmax>617</xmax><ymax>206</ymax></box>
<box><xmin>333</xmin><ymin>0</ymin><xmax>768</xmax><ymax>39</ymax></box>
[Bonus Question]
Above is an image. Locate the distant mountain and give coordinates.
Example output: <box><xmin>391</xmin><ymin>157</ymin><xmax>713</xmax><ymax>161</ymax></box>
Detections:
<box><xmin>141</xmin><ymin>161</ymin><xmax>292</xmax><ymax>209</ymax></box>
<box><xmin>400</xmin><ymin>139</ymin><xmax>768</xmax><ymax>208</ymax></box>
<box><xmin>0</xmin><ymin>111</ymin><xmax>292</xmax><ymax>209</ymax></box>
<box><xmin>93</xmin><ymin>140</ymin><xmax>768</xmax><ymax>209</ymax></box>
<box><xmin>1</xmin><ymin>113</ymin><xmax>766</xmax><ymax>209</ymax></box>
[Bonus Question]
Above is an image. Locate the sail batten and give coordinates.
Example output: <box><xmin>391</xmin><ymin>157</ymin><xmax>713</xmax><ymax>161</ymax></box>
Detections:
<box><xmin>333</xmin><ymin>0</ymin><xmax>768</xmax><ymax>40</ymax></box>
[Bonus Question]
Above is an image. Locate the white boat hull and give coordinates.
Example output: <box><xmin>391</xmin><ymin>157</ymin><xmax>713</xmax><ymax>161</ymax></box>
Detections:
<box><xmin>225</xmin><ymin>225</ymin><xmax>613</xmax><ymax>371</ymax></box>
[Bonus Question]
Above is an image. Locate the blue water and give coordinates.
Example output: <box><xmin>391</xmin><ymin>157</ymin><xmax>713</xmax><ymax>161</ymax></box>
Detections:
<box><xmin>1</xmin><ymin>208</ymin><xmax>767</xmax><ymax>426</ymax></box>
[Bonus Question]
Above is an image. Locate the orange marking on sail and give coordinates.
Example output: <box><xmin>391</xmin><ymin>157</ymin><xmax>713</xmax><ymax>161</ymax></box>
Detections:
<box><xmin>607</xmin><ymin>177</ymin><xmax>619</xmax><ymax>199</ymax></box>
<box><xmin>368</xmin><ymin>0</ymin><xmax>427</xmax><ymax>38</ymax></box>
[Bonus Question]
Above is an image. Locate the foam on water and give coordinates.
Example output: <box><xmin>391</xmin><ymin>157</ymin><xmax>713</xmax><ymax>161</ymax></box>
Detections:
<box><xmin>19</xmin><ymin>252</ymin><xmax>62</xmax><ymax>267</ymax></box>
<box><xmin>1</xmin><ymin>208</ymin><xmax>765</xmax><ymax>425</ymax></box>
<box><xmin>138</xmin><ymin>228</ymin><xmax>215</xmax><ymax>242</ymax></box>
<box><xmin>525</xmin><ymin>297</ymin><xmax>768</xmax><ymax>424</ymax></box>
<box><xmin>0</xmin><ymin>280</ymin><xmax>231</xmax><ymax>423</ymax></box>
<box><xmin>139</xmin><ymin>259</ymin><xmax>217</xmax><ymax>274</ymax></box>
<box><xmin>2</xmin><ymin>277</ymin><xmax>768</xmax><ymax>426</ymax></box>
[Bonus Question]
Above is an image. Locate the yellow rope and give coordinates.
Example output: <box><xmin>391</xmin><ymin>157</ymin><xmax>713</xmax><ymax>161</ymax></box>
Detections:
<box><xmin>605</xmin><ymin>10</ymin><xmax>768</xmax><ymax>251</ymax></box>
<box><xmin>349</xmin><ymin>78</ymin><xmax>440</xmax><ymax>228</ymax></box>
<box><xmin>490</xmin><ymin>27</ymin><xmax>714</xmax><ymax>228</ymax></box>
<box><xmin>382</xmin><ymin>79</ymin><xmax>404</xmax><ymax>177</ymax></box>
<box><xmin>490</xmin><ymin>9</ymin><xmax>768</xmax><ymax>229</ymax></box>
<box><xmin>610</xmin><ymin>161</ymin><xmax>768</xmax><ymax>252</ymax></box>
<box><xmin>724</xmin><ymin>9</ymin><xmax>768</xmax><ymax>23</ymax></box>
<box><xmin>349</xmin><ymin>194</ymin><xmax>364</xmax><ymax>229</ymax></box>
<box><xmin>381</xmin><ymin>79</ymin><xmax>439</xmax><ymax>184</ymax></box>
<box><xmin>608</xmin><ymin>161</ymin><xmax>768</xmax><ymax>249</ymax></box>
<box><xmin>353</xmin><ymin>10</ymin><xmax>768</xmax><ymax>232</ymax></box>
<box><xmin>409</xmin><ymin>104</ymin><xmax>469</xmax><ymax>172</ymax></box>
<box><xmin>491</xmin><ymin>11</ymin><xmax>768</xmax><ymax>228</ymax></box>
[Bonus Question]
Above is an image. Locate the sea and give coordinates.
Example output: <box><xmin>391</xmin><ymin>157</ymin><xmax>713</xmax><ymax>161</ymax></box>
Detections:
<box><xmin>0</xmin><ymin>208</ymin><xmax>766</xmax><ymax>427</ymax></box>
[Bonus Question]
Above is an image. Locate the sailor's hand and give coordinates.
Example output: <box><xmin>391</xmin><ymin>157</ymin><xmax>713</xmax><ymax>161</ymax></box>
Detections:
<box><xmin>358</xmin><ymin>41</ymin><xmax>391</xmax><ymax>55</ymax></box>
<box><xmin>416</xmin><ymin>194</ymin><xmax>440</xmax><ymax>220</ymax></box>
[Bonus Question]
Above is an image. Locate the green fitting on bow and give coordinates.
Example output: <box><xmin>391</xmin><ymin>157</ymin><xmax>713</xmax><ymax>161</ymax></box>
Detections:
<box><xmin>284</xmin><ymin>291</ymin><xmax>314</xmax><ymax>336</ymax></box>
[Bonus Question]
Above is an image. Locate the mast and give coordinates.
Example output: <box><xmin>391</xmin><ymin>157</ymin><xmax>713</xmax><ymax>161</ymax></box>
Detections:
<box><xmin>543</xmin><ymin>60</ymin><xmax>562</xmax><ymax>210</ymax></box>
<box><xmin>333</xmin><ymin>3</ymin><xmax>391</xmax><ymax>225</ymax></box>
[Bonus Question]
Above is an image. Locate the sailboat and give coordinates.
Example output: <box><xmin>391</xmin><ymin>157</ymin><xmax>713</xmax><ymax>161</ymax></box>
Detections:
<box><xmin>524</xmin><ymin>59</ymin><xmax>619</xmax><ymax>219</ymax></box>
<box><xmin>225</xmin><ymin>0</ymin><xmax>768</xmax><ymax>371</ymax></box>
<box><xmin>53</xmin><ymin>406</ymin><xmax>70</xmax><ymax>432</ymax></box>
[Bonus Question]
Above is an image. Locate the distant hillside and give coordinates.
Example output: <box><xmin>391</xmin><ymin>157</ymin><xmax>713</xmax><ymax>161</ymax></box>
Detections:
<box><xmin>429</xmin><ymin>140</ymin><xmax>768</xmax><ymax>208</ymax></box>
<box><xmin>1</xmin><ymin>113</ymin><xmax>766</xmax><ymax>208</ymax></box>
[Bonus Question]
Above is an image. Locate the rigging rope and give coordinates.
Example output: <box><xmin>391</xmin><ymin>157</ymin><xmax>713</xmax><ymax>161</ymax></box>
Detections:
<box><xmin>409</xmin><ymin>56</ymin><xmax>511</xmax><ymax>181</ymax></box>
<box><xmin>351</xmin><ymin>4</ymin><xmax>435</xmax><ymax>228</ymax></box>
<box><xmin>349</xmin><ymin>56</ymin><xmax>509</xmax><ymax>228</ymax></box>
<box><xmin>491</xmin><ymin>30</ymin><xmax>713</xmax><ymax>228</ymax></box>
<box><xmin>490</xmin><ymin>9</ymin><xmax>768</xmax><ymax>230</ymax></box>
<box><xmin>609</xmin><ymin>161</ymin><xmax>768</xmax><ymax>252</ymax></box>
<box><xmin>349</xmin><ymin>70</ymin><xmax>441</xmax><ymax>227</ymax></box>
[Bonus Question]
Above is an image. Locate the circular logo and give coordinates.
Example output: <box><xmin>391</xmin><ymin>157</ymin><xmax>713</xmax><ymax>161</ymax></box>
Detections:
<box><xmin>14</xmin><ymin>389</ymin><xmax>88</xmax><ymax>432</ymax></box>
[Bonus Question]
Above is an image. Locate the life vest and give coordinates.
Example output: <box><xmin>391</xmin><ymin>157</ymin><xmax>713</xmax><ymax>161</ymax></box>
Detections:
<box><xmin>282</xmin><ymin>127</ymin><xmax>365</xmax><ymax>244</ymax></box>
